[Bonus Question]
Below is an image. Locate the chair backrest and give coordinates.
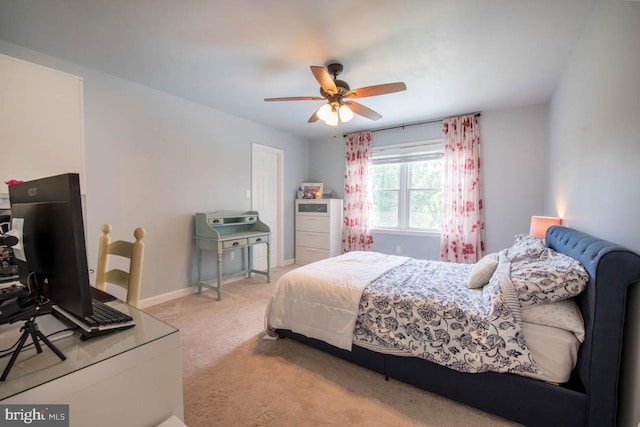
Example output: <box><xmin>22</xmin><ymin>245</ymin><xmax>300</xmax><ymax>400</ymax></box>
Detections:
<box><xmin>95</xmin><ymin>223</ymin><xmax>145</xmax><ymax>307</ymax></box>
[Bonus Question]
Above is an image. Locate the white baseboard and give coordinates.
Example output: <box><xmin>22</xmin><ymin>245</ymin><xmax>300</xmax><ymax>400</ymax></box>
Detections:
<box><xmin>138</xmin><ymin>264</ymin><xmax>293</xmax><ymax>309</ymax></box>
<box><xmin>138</xmin><ymin>273</ymin><xmax>243</xmax><ymax>309</ymax></box>
<box><xmin>137</xmin><ymin>286</ymin><xmax>196</xmax><ymax>309</ymax></box>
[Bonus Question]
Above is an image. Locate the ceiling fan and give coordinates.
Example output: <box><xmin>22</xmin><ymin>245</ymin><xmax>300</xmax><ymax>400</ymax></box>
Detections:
<box><xmin>264</xmin><ymin>62</ymin><xmax>406</xmax><ymax>126</ymax></box>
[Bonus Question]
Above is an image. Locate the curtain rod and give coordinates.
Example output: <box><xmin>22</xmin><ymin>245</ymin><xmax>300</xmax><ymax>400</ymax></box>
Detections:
<box><xmin>342</xmin><ymin>111</ymin><xmax>481</xmax><ymax>138</ymax></box>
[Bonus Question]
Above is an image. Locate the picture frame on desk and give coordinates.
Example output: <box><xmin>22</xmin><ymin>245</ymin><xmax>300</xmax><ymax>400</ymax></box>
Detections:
<box><xmin>301</xmin><ymin>182</ymin><xmax>323</xmax><ymax>199</ymax></box>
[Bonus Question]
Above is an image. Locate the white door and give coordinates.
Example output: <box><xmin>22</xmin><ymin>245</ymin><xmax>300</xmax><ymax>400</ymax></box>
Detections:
<box><xmin>251</xmin><ymin>144</ymin><xmax>282</xmax><ymax>270</ymax></box>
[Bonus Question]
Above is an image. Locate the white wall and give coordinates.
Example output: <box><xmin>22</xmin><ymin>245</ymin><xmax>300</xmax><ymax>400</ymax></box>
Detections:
<box><xmin>548</xmin><ymin>2</ymin><xmax>640</xmax><ymax>425</ymax></box>
<box><xmin>0</xmin><ymin>40</ymin><xmax>310</xmax><ymax>302</ymax></box>
<box><xmin>0</xmin><ymin>54</ymin><xmax>85</xmax><ymax>193</ymax></box>
<box><xmin>548</xmin><ymin>1</ymin><xmax>640</xmax><ymax>250</ymax></box>
<box><xmin>481</xmin><ymin>104</ymin><xmax>548</xmax><ymax>251</ymax></box>
<box><xmin>309</xmin><ymin>106</ymin><xmax>548</xmax><ymax>259</ymax></box>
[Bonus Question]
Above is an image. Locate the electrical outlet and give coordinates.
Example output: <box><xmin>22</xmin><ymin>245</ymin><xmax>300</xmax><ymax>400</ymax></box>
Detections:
<box><xmin>396</xmin><ymin>245</ymin><xmax>401</xmax><ymax>254</ymax></box>
<box><xmin>229</xmin><ymin>252</ymin><xmax>235</xmax><ymax>261</ymax></box>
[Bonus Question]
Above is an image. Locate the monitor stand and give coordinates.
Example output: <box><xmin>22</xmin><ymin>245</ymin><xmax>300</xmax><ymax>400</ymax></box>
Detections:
<box><xmin>1</xmin><ymin>304</ymin><xmax>67</xmax><ymax>381</ymax></box>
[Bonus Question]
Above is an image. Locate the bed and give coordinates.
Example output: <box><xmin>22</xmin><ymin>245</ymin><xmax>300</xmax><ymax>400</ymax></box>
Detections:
<box><xmin>265</xmin><ymin>226</ymin><xmax>640</xmax><ymax>426</ymax></box>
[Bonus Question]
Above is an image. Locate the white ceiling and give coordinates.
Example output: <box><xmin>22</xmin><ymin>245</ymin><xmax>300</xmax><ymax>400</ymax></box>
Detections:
<box><xmin>0</xmin><ymin>0</ymin><xmax>596</xmax><ymax>140</ymax></box>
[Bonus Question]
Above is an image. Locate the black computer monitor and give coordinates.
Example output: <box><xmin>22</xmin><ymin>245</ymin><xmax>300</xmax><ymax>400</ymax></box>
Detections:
<box><xmin>8</xmin><ymin>173</ymin><xmax>93</xmax><ymax>319</ymax></box>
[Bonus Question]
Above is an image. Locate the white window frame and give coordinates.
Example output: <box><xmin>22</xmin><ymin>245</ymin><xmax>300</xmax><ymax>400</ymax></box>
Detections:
<box><xmin>371</xmin><ymin>139</ymin><xmax>443</xmax><ymax>235</ymax></box>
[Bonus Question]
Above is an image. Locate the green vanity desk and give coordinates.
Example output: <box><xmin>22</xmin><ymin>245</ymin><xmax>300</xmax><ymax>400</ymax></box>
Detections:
<box><xmin>194</xmin><ymin>211</ymin><xmax>271</xmax><ymax>300</ymax></box>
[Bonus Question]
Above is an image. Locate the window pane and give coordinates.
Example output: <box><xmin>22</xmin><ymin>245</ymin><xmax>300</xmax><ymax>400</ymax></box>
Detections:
<box><xmin>409</xmin><ymin>189</ymin><xmax>442</xmax><ymax>229</ymax></box>
<box><xmin>371</xmin><ymin>144</ymin><xmax>443</xmax><ymax>231</ymax></box>
<box><xmin>373</xmin><ymin>190</ymin><xmax>398</xmax><ymax>227</ymax></box>
<box><xmin>409</xmin><ymin>159</ymin><xmax>443</xmax><ymax>189</ymax></box>
<box><xmin>372</xmin><ymin>164</ymin><xmax>400</xmax><ymax>190</ymax></box>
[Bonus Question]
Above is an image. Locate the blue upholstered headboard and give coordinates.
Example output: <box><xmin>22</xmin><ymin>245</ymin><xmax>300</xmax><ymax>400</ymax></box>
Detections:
<box><xmin>546</xmin><ymin>226</ymin><xmax>640</xmax><ymax>426</ymax></box>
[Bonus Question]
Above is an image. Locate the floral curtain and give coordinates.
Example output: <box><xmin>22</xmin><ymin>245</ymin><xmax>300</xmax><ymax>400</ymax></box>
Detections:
<box><xmin>439</xmin><ymin>115</ymin><xmax>485</xmax><ymax>263</ymax></box>
<box><xmin>342</xmin><ymin>131</ymin><xmax>374</xmax><ymax>252</ymax></box>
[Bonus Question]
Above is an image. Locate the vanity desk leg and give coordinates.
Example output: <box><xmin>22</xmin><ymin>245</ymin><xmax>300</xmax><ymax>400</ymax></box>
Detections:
<box><xmin>266</xmin><ymin>242</ymin><xmax>271</xmax><ymax>283</ymax></box>
<box><xmin>216</xmin><ymin>249</ymin><xmax>223</xmax><ymax>300</ymax></box>
<box><xmin>196</xmin><ymin>248</ymin><xmax>204</xmax><ymax>294</ymax></box>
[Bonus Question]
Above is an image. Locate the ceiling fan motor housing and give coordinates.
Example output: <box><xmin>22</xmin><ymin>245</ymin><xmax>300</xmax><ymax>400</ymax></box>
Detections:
<box><xmin>326</xmin><ymin>62</ymin><xmax>344</xmax><ymax>77</ymax></box>
<box><xmin>320</xmin><ymin>79</ymin><xmax>350</xmax><ymax>97</ymax></box>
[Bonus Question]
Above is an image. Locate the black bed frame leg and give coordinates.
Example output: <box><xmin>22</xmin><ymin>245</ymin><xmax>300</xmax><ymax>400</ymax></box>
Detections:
<box><xmin>384</xmin><ymin>356</ymin><xmax>389</xmax><ymax>381</ymax></box>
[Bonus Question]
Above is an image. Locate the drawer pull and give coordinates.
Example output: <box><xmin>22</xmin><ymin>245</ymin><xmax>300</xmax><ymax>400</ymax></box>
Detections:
<box><xmin>255</xmin><ymin>238</ymin><xmax>262</xmax><ymax>242</ymax></box>
<box><xmin>233</xmin><ymin>241</ymin><xmax>239</xmax><ymax>246</ymax></box>
<box><xmin>212</xmin><ymin>219</ymin><xmax>221</xmax><ymax>223</ymax></box>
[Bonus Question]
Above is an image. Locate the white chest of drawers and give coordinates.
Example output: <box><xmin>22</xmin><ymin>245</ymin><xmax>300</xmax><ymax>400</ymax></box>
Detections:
<box><xmin>295</xmin><ymin>199</ymin><xmax>343</xmax><ymax>264</ymax></box>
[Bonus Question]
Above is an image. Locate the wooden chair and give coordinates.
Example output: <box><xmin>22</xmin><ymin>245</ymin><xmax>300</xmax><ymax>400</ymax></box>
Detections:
<box><xmin>95</xmin><ymin>224</ymin><xmax>145</xmax><ymax>307</ymax></box>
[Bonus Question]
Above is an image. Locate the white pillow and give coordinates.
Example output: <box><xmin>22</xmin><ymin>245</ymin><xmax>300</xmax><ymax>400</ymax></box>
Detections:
<box><xmin>467</xmin><ymin>252</ymin><xmax>499</xmax><ymax>289</ymax></box>
<box><xmin>521</xmin><ymin>299</ymin><xmax>585</xmax><ymax>342</ymax></box>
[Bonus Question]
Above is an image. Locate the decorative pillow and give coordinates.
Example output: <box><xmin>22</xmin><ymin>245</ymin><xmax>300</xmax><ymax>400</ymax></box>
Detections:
<box><xmin>507</xmin><ymin>234</ymin><xmax>547</xmax><ymax>261</ymax></box>
<box><xmin>510</xmin><ymin>248</ymin><xmax>589</xmax><ymax>307</ymax></box>
<box><xmin>506</xmin><ymin>234</ymin><xmax>547</xmax><ymax>262</ymax></box>
<box><xmin>521</xmin><ymin>299</ymin><xmax>585</xmax><ymax>342</ymax></box>
<box><xmin>467</xmin><ymin>252</ymin><xmax>499</xmax><ymax>289</ymax></box>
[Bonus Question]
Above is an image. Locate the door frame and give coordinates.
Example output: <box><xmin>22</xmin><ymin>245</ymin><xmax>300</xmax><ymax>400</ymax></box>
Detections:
<box><xmin>251</xmin><ymin>143</ymin><xmax>284</xmax><ymax>267</ymax></box>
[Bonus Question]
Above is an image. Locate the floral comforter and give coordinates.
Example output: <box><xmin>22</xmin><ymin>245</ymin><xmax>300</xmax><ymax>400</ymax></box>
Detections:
<box><xmin>354</xmin><ymin>255</ymin><xmax>539</xmax><ymax>375</ymax></box>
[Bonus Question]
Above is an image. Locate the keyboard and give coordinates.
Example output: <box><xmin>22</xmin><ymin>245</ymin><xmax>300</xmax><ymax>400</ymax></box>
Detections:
<box><xmin>90</xmin><ymin>286</ymin><xmax>118</xmax><ymax>303</ymax></box>
<box><xmin>52</xmin><ymin>299</ymin><xmax>135</xmax><ymax>339</ymax></box>
<box><xmin>86</xmin><ymin>299</ymin><xmax>134</xmax><ymax>326</ymax></box>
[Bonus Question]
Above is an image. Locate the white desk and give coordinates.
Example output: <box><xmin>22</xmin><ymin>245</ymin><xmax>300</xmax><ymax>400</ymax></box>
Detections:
<box><xmin>0</xmin><ymin>302</ymin><xmax>184</xmax><ymax>427</ymax></box>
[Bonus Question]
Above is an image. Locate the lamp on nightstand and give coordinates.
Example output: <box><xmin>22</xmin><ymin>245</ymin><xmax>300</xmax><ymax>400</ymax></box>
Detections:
<box><xmin>529</xmin><ymin>216</ymin><xmax>562</xmax><ymax>240</ymax></box>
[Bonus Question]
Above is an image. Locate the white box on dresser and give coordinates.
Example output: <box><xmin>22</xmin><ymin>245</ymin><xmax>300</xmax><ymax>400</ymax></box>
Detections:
<box><xmin>295</xmin><ymin>199</ymin><xmax>343</xmax><ymax>264</ymax></box>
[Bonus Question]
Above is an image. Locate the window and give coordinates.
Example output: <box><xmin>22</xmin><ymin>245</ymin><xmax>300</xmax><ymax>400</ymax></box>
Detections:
<box><xmin>371</xmin><ymin>141</ymin><xmax>443</xmax><ymax>232</ymax></box>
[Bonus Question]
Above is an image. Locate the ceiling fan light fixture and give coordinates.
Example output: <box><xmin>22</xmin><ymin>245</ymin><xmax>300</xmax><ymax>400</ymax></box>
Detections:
<box><xmin>324</xmin><ymin>108</ymin><xmax>339</xmax><ymax>126</ymax></box>
<box><xmin>317</xmin><ymin>103</ymin><xmax>333</xmax><ymax>122</ymax></box>
<box><xmin>339</xmin><ymin>104</ymin><xmax>354</xmax><ymax>123</ymax></box>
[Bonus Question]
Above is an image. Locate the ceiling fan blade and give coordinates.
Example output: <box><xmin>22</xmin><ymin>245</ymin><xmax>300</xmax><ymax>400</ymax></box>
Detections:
<box><xmin>310</xmin><ymin>66</ymin><xmax>337</xmax><ymax>95</ymax></box>
<box><xmin>344</xmin><ymin>100</ymin><xmax>382</xmax><ymax>121</ymax></box>
<box><xmin>264</xmin><ymin>96</ymin><xmax>324</xmax><ymax>102</ymax></box>
<box><xmin>308</xmin><ymin>109</ymin><xmax>320</xmax><ymax>123</ymax></box>
<box><xmin>345</xmin><ymin>82</ymin><xmax>407</xmax><ymax>99</ymax></box>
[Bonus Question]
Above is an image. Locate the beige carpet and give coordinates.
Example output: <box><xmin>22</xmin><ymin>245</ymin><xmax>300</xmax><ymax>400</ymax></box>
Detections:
<box><xmin>146</xmin><ymin>266</ymin><xmax>521</xmax><ymax>427</ymax></box>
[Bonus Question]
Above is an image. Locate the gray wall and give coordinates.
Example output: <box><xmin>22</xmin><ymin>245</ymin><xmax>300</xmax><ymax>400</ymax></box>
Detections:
<box><xmin>547</xmin><ymin>2</ymin><xmax>640</xmax><ymax>425</ymax></box>
<box><xmin>547</xmin><ymin>1</ymin><xmax>640</xmax><ymax>250</ymax></box>
<box><xmin>0</xmin><ymin>40</ymin><xmax>310</xmax><ymax>303</ymax></box>
<box><xmin>309</xmin><ymin>104</ymin><xmax>548</xmax><ymax>259</ymax></box>
<box><xmin>2</xmin><ymin>1</ymin><xmax>640</xmax><ymax>421</ymax></box>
